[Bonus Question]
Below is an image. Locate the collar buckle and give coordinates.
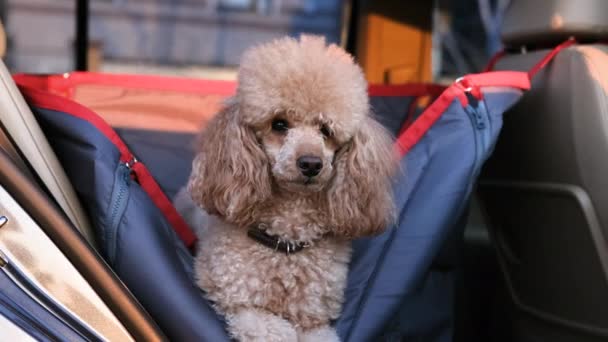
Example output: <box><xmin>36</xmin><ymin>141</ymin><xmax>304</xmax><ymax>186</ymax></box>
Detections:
<box><xmin>248</xmin><ymin>226</ymin><xmax>311</xmax><ymax>255</ymax></box>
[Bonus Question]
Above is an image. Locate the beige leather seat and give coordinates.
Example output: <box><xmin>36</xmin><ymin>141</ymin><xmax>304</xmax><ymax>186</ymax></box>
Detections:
<box><xmin>479</xmin><ymin>0</ymin><xmax>608</xmax><ymax>341</ymax></box>
<box><xmin>0</xmin><ymin>60</ymin><xmax>95</xmax><ymax>247</ymax></box>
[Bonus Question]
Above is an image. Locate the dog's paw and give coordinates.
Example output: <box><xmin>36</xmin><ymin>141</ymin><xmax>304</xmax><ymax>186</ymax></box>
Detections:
<box><xmin>227</xmin><ymin>308</ymin><xmax>297</xmax><ymax>342</ymax></box>
<box><xmin>298</xmin><ymin>325</ymin><xmax>340</xmax><ymax>342</ymax></box>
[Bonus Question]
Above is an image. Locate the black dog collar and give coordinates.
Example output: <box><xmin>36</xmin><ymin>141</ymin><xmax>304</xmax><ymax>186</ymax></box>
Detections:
<box><xmin>247</xmin><ymin>226</ymin><xmax>311</xmax><ymax>255</ymax></box>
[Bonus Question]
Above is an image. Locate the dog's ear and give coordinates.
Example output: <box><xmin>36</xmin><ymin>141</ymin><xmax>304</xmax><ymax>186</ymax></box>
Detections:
<box><xmin>188</xmin><ymin>100</ymin><xmax>271</xmax><ymax>227</ymax></box>
<box><xmin>327</xmin><ymin>116</ymin><xmax>398</xmax><ymax>238</ymax></box>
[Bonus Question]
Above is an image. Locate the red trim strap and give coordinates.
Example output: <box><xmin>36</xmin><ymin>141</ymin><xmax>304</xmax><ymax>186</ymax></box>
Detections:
<box><xmin>483</xmin><ymin>37</ymin><xmax>576</xmax><ymax>78</ymax></box>
<box><xmin>395</xmin><ymin>71</ymin><xmax>531</xmax><ymax>156</ymax></box>
<box><xmin>131</xmin><ymin>162</ymin><xmax>197</xmax><ymax>249</ymax></box>
<box><xmin>528</xmin><ymin>37</ymin><xmax>576</xmax><ymax>79</ymax></box>
<box><xmin>368</xmin><ymin>83</ymin><xmax>446</xmax><ymax>97</ymax></box>
<box><xmin>15</xmin><ymin>73</ymin><xmax>446</xmax><ymax>99</ymax></box>
<box><xmin>16</xmin><ymin>82</ymin><xmax>198</xmax><ymax>251</ymax></box>
<box><xmin>368</xmin><ymin>83</ymin><xmax>448</xmax><ymax>139</ymax></box>
<box><xmin>458</xmin><ymin>71</ymin><xmax>531</xmax><ymax>98</ymax></box>
<box><xmin>18</xmin><ymin>84</ymin><xmax>132</xmax><ymax>161</ymax></box>
<box><xmin>396</xmin><ymin>38</ymin><xmax>575</xmax><ymax>156</ymax></box>
<box><xmin>483</xmin><ymin>49</ymin><xmax>506</xmax><ymax>72</ymax></box>
<box><xmin>395</xmin><ymin>85</ymin><xmax>462</xmax><ymax>155</ymax></box>
<box><xmin>14</xmin><ymin>72</ymin><xmax>237</xmax><ymax>98</ymax></box>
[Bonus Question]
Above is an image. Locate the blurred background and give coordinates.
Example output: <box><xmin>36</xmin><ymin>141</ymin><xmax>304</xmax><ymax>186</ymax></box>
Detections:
<box><xmin>0</xmin><ymin>0</ymin><xmax>508</xmax><ymax>83</ymax></box>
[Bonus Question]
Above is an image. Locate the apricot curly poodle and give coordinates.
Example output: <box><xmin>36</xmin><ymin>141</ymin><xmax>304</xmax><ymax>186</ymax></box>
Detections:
<box><xmin>180</xmin><ymin>35</ymin><xmax>398</xmax><ymax>341</ymax></box>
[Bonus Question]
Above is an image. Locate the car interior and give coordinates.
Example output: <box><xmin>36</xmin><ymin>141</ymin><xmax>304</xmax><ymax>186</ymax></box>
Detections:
<box><xmin>461</xmin><ymin>1</ymin><xmax>608</xmax><ymax>341</ymax></box>
<box><xmin>0</xmin><ymin>0</ymin><xmax>607</xmax><ymax>341</ymax></box>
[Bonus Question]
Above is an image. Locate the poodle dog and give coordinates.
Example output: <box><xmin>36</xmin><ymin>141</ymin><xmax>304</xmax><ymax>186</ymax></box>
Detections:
<box><xmin>183</xmin><ymin>35</ymin><xmax>397</xmax><ymax>341</ymax></box>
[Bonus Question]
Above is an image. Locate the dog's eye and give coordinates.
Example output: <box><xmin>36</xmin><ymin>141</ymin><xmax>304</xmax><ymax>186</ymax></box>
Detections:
<box><xmin>320</xmin><ymin>124</ymin><xmax>332</xmax><ymax>138</ymax></box>
<box><xmin>271</xmin><ymin>119</ymin><xmax>289</xmax><ymax>132</ymax></box>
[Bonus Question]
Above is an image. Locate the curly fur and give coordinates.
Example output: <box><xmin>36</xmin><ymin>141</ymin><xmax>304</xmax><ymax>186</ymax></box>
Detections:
<box><xmin>185</xmin><ymin>35</ymin><xmax>398</xmax><ymax>341</ymax></box>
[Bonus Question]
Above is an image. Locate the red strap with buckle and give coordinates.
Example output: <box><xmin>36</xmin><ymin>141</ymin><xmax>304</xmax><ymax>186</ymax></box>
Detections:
<box><xmin>396</xmin><ymin>38</ymin><xmax>576</xmax><ymax>156</ymax></box>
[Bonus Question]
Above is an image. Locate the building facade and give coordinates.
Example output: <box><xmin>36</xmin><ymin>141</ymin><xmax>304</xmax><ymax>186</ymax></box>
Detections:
<box><xmin>4</xmin><ymin>0</ymin><xmax>342</xmax><ymax>74</ymax></box>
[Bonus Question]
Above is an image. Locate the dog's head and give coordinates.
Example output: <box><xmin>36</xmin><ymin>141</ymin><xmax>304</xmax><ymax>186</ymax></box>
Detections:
<box><xmin>189</xmin><ymin>35</ymin><xmax>398</xmax><ymax>238</ymax></box>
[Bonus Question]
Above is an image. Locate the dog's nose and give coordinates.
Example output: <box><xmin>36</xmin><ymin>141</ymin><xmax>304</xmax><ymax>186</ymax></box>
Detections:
<box><xmin>297</xmin><ymin>156</ymin><xmax>323</xmax><ymax>177</ymax></box>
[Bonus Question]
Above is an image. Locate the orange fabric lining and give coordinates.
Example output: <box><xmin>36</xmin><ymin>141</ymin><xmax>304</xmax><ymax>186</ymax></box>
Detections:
<box><xmin>72</xmin><ymin>84</ymin><xmax>227</xmax><ymax>133</ymax></box>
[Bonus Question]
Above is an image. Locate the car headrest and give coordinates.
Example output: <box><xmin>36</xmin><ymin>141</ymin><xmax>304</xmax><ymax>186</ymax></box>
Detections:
<box><xmin>502</xmin><ymin>0</ymin><xmax>608</xmax><ymax>47</ymax></box>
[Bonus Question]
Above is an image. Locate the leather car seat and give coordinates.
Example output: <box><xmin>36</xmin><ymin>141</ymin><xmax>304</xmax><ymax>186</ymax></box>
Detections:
<box><xmin>479</xmin><ymin>1</ymin><xmax>608</xmax><ymax>341</ymax></box>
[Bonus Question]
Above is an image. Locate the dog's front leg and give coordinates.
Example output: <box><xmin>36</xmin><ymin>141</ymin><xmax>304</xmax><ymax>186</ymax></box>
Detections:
<box><xmin>227</xmin><ymin>308</ymin><xmax>297</xmax><ymax>342</ymax></box>
<box><xmin>298</xmin><ymin>325</ymin><xmax>340</xmax><ymax>342</ymax></box>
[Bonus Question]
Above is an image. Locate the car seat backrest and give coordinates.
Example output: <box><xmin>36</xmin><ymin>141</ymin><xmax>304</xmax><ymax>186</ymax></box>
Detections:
<box><xmin>501</xmin><ymin>0</ymin><xmax>608</xmax><ymax>47</ymax></box>
<box><xmin>479</xmin><ymin>0</ymin><xmax>608</xmax><ymax>341</ymax></box>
